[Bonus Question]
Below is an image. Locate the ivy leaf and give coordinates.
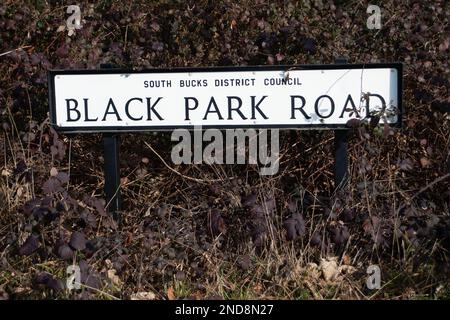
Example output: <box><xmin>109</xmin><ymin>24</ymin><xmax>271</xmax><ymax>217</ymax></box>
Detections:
<box><xmin>208</xmin><ymin>210</ymin><xmax>226</xmax><ymax>237</ymax></box>
<box><xmin>363</xmin><ymin>216</ymin><xmax>380</xmax><ymax>234</ymax></box>
<box><xmin>310</xmin><ymin>232</ymin><xmax>322</xmax><ymax>246</ymax></box>
<box><xmin>398</xmin><ymin>158</ymin><xmax>414</xmax><ymax>171</ymax></box>
<box><xmin>346</xmin><ymin>118</ymin><xmax>361</xmax><ymax>128</ymax></box>
<box><xmin>22</xmin><ymin>199</ymin><xmax>40</xmax><ymax>216</ymax></box>
<box><xmin>241</xmin><ymin>193</ymin><xmax>257</xmax><ymax>207</ymax></box>
<box><xmin>283</xmin><ymin>213</ymin><xmax>306</xmax><ymax>241</ymax></box>
<box><xmin>236</xmin><ymin>255</ymin><xmax>252</xmax><ymax>271</ymax></box>
<box><xmin>13</xmin><ymin>160</ymin><xmax>27</xmax><ymax>176</ymax></box>
<box><xmin>370</xmin><ymin>115</ymin><xmax>381</xmax><ymax>127</ymax></box>
<box><xmin>42</xmin><ymin>177</ymin><xmax>62</xmax><ymax>194</ymax></box>
<box><xmin>19</xmin><ymin>235</ymin><xmax>40</xmax><ymax>256</ymax></box>
<box><xmin>58</xmin><ymin>244</ymin><xmax>74</xmax><ymax>260</ymax></box>
<box><xmin>69</xmin><ymin>231</ymin><xmax>86</xmax><ymax>251</ymax></box>
<box><xmin>331</xmin><ymin>225</ymin><xmax>350</xmax><ymax>246</ymax></box>
<box><xmin>287</xmin><ymin>199</ymin><xmax>297</xmax><ymax>213</ymax></box>
<box><xmin>263</xmin><ymin>197</ymin><xmax>276</xmax><ymax>213</ymax></box>
<box><xmin>341</xmin><ymin>209</ymin><xmax>356</xmax><ymax>222</ymax></box>
<box><xmin>302</xmin><ymin>37</ymin><xmax>317</xmax><ymax>54</ymax></box>
<box><xmin>56</xmin><ymin>172</ymin><xmax>69</xmax><ymax>184</ymax></box>
<box><xmin>55</xmin><ymin>43</ymin><xmax>68</xmax><ymax>58</ymax></box>
<box><xmin>35</xmin><ymin>273</ymin><xmax>64</xmax><ymax>292</ymax></box>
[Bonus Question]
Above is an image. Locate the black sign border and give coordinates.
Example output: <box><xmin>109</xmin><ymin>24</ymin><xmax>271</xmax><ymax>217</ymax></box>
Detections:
<box><xmin>48</xmin><ymin>63</ymin><xmax>403</xmax><ymax>133</ymax></box>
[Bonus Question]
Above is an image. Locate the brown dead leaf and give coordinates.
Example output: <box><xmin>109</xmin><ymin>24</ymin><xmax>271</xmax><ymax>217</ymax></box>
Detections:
<box><xmin>420</xmin><ymin>157</ymin><xmax>431</xmax><ymax>168</ymax></box>
<box><xmin>253</xmin><ymin>283</ymin><xmax>263</xmax><ymax>294</ymax></box>
<box><xmin>305</xmin><ymin>263</ymin><xmax>321</xmax><ymax>280</ymax></box>
<box><xmin>338</xmin><ymin>265</ymin><xmax>357</xmax><ymax>275</ymax></box>
<box><xmin>130</xmin><ymin>291</ymin><xmax>156</xmax><ymax>300</ymax></box>
<box><xmin>343</xmin><ymin>254</ymin><xmax>351</xmax><ymax>265</ymax></box>
<box><xmin>50</xmin><ymin>167</ymin><xmax>58</xmax><ymax>177</ymax></box>
<box><xmin>167</xmin><ymin>286</ymin><xmax>175</xmax><ymax>300</ymax></box>
<box><xmin>107</xmin><ymin>269</ymin><xmax>122</xmax><ymax>287</ymax></box>
<box><xmin>208</xmin><ymin>209</ymin><xmax>227</xmax><ymax>236</ymax></box>
<box><xmin>320</xmin><ymin>257</ymin><xmax>339</xmax><ymax>282</ymax></box>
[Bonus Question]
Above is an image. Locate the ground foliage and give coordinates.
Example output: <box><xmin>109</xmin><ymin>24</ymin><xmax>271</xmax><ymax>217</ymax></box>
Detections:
<box><xmin>0</xmin><ymin>0</ymin><xmax>449</xmax><ymax>299</ymax></box>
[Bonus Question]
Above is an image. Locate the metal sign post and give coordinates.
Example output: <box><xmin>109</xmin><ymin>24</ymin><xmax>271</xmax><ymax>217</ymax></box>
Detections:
<box><xmin>103</xmin><ymin>132</ymin><xmax>121</xmax><ymax>219</ymax></box>
<box><xmin>100</xmin><ymin>64</ymin><xmax>121</xmax><ymax>219</ymax></box>
<box><xmin>334</xmin><ymin>58</ymin><xmax>349</xmax><ymax>190</ymax></box>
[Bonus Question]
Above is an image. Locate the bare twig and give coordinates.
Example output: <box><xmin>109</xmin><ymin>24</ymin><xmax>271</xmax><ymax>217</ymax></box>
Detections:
<box><xmin>0</xmin><ymin>46</ymin><xmax>32</xmax><ymax>57</ymax></box>
<box><xmin>143</xmin><ymin>141</ymin><xmax>219</xmax><ymax>184</ymax></box>
<box><xmin>397</xmin><ymin>172</ymin><xmax>450</xmax><ymax>213</ymax></box>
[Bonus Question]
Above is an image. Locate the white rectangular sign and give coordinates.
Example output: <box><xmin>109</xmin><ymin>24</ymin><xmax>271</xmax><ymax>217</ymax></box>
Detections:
<box><xmin>48</xmin><ymin>64</ymin><xmax>402</xmax><ymax>132</ymax></box>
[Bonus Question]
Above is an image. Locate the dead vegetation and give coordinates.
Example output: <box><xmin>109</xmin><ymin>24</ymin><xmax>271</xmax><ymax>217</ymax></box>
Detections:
<box><xmin>0</xmin><ymin>0</ymin><xmax>449</xmax><ymax>300</ymax></box>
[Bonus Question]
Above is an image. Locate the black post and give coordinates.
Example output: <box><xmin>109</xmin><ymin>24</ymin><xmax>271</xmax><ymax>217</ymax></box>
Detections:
<box><xmin>334</xmin><ymin>130</ymin><xmax>348</xmax><ymax>189</ymax></box>
<box><xmin>103</xmin><ymin>133</ymin><xmax>121</xmax><ymax>219</ymax></box>
<box><xmin>101</xmin><ymin>64</ymin><xmax>121</xmax><ymax>219</ymax></box>
<box><xmin>334</xmin><ymin>57</ymin><xmax>349</xmax><ymax>190</ymax></box>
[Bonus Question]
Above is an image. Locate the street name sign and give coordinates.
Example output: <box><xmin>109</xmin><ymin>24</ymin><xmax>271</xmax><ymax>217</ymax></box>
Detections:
<box><xmin>48</xmin><ymin>63</ymin><xmax>402</xmax><ymax>133</ymax></box>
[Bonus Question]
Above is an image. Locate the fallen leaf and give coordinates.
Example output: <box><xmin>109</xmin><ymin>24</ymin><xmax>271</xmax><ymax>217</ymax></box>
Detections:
<box><xmin>50</xmin><ymin>167</ymin><xmax>58</xmax><ymax>177</ymax></box>
<box><xmin>338</xmin><ymin>265</ymin><xmax>357</xmax><ymax>275</ymax></box>
<box><xmin>320</xmin><ymin>257</ymin><xmax>339</xmax><ymax>282</ymax></box>
<box><xmin>342</xmin><ymin>254</ymin><xmax>351</xmax><ymax>265</ymax></box>
<box><xmin>107</xmin><ymin>269</ymin><xmax>122</xmax><ymax>287</ymax></box>
<box><xmin>56</xmin><ymin>25</ymin><xmax>66</xmax><ymax>33</ymax></box>
<box><xmin>236</xmin><ymin>255</ymin><xmax>252</xmax><ymax>271</ymax></box>
<box><xmin>304</xmin><ymin>262</ymin><xmax>321</xmax><ymax>280</ymax></box>
<box><xmin>167</xmin><ymin>286</ymin><xmax>175</xmax><ymax>300</ymax></box>
<box><xmin>363</xmin><ymin>216</ymin><xmax>380</xmax><ymax>234</ymax></box>
<box><xmin>84</xmin><ymin>273</ymin><xmax>101</xmax><ymax>290</ymax></box>
<box><xmin>398</xmin><ymin>158</ymin><xmax>414</xmax><ymax>171</ymax></box>
<box><xmin>131</xmin><ymin>291</ymin><xmax>156</xmax><ymax>300</ymax></box>
<box><xmin>420</xmin><ymin>157</ymin><xmax>431</xmax><ymax>168</ymax></box>
<box><xmin>208</xmin><ymin>209</ymin><xmax>226</xmax><ymax>236</ymax></box>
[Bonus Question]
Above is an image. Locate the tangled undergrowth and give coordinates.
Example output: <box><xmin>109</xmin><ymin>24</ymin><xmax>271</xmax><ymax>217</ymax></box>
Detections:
<box><xmin>0</xmin><ymin>0</ymin><xmax>449</xmax><ymax>299</ymax></box>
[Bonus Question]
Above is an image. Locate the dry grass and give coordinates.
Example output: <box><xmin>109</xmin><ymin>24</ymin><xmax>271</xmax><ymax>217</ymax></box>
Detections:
<box><xmin>1</xmin><ymin>117</ymin><xmax>449</xmax><ymax>299</ymax></box>
<box><xmin>0</xmin><ymin>0</ymin><xmax>449</xmax><ymax>300</ymax></box>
